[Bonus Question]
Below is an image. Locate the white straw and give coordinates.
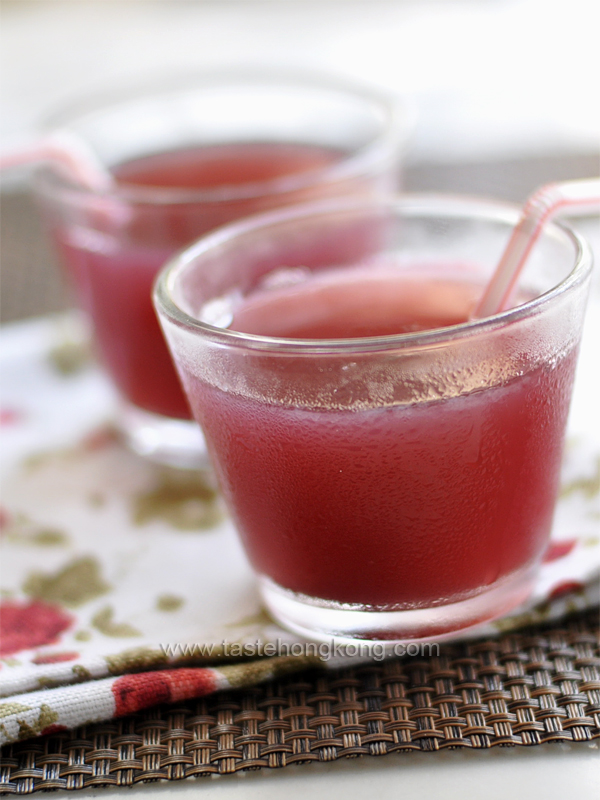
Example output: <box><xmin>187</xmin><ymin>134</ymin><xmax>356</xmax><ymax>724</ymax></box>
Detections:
<box><xmin>0</xmin><ymin>131</ymin><xmax>113</xmax><ymax>192</ymax></box>
<box><xmin>473</xmin><ymin>178</ymin><xmax>600</xmax><ymax>319</ymax></box>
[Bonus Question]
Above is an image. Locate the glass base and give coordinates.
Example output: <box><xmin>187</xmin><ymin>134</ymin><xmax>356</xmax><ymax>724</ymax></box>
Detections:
<box><xmin>118</xmin><ymin>402</ymin><xmax>210</xmax><ymax>470</ymax></box>
<box><xmin>259</xmin><ymin>566</ymin><xmax>536</xmax><ymax>644</ymax></box>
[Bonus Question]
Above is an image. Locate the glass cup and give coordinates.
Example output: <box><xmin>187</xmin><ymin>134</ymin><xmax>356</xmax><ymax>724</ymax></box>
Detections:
<box><xmin>35</xmin><ymin>71</ymin><xmax>407</xmax><ymax>468</ymax></box>
<box><xmin>154</xmin><ymin>195</ymin><xmax>592</xmax><ymax>643</ymax></box>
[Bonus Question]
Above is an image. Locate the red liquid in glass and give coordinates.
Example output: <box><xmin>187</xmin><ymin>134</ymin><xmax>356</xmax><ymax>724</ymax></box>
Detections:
<box><xmin>55</xmin><ymin>143</ymin><xmax>343</xmax><ymax>418</ymax></box>
<box><xmin>183</xmin><ymin>270</ymin><xmax>576</xmax><ymax>608</ymax></box>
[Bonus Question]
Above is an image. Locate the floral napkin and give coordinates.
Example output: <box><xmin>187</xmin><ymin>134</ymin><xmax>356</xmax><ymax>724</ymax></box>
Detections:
<box><xmin>1</xmin><ymin>312</ymin><xmax>598</xmax><ymax>747</ymax></box>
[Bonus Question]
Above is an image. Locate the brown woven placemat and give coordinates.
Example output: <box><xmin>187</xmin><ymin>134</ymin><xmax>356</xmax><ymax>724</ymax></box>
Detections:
<box><xmin>1</xmin><ymin>608</ymin><xmax>598</xmax><ymax>794</ymax></box>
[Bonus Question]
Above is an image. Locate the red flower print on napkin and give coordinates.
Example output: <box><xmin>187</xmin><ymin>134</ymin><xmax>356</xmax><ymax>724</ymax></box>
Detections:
<box><xmin>112</xmin><ymin>668</ymin><xmax>218</xmax><ymax>716</ymax></box>
<box><xmin>0</xmin><ymin>600</ymin><xmax>74</xmax><ymax>656</ymax></box>
<box><xmin>548</xmin><ymin>580</ymin><xmax>585</xmax><ymax>600</ymax></box>
<box><xmin>543</xmin><ymin>539</ymin><xmax>577</xmax><ymax>563</ymax></box>
<box><xmin>32</xmin><ymin>651</ymin><xmax>80</xmax><ymax>665</ymax></box>
<box><xmin>0</xmin><ymin>408</ymin><xmax>23</xmax><ymax>426</ymax></box>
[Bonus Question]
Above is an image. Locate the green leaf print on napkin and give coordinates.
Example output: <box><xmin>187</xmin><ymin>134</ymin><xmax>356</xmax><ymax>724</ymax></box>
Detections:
<box><xmin>91</xmin><ymin>606</ymin><xmax>141</xmax><ymax>638</ymax></box>
<box><xmin>0</xmin><ymin>702</ymin><xmax>31</xmax><ymax>720</ymax></box>
<box><xmin>132</xmin><ymin>468</ymin><xmax>222</xmax><ymax>531</ymax></box>
<box><xmin>48</xmin><ymin>339</ymin><xmax>92</xmax><ymax>376</ymax></box>
<box><xmin>4</xmin><ymin>512</ymin><xmax>68</xmax><ymax>548</ymax></box>
<box><xmin>156</xmin><ymin>595</ymin><xmax>184</xmax><ymax>612</ymax></box>
<box><xmin>224</xmin><ymin>609</ymin><xmax>273</xmax><ymax>630</ymax></box>
<box><xmin>23</xmin><ymin>556</ymin><xmax>110</xmax><ymax>608</ymax></box>
<box><xmin>560</xmin><ymin>455</ymin><xmax>600</xmax><ymax>500</ymax></box>
<box><xmin>0</xmin><ymin>702</ymin><xmax>59</xmax><ymax>741</ymax></box>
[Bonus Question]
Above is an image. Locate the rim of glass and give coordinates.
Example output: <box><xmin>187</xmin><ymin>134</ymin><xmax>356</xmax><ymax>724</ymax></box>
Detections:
<box><xmin>154</xmin><ymin>193</ymin><xmax>591</xmax><ymax>355</ymax></box>
<box><xmin>37</xmin><ymin>69</ymin><xmax>407</xmax><ymax>205</ymax></box>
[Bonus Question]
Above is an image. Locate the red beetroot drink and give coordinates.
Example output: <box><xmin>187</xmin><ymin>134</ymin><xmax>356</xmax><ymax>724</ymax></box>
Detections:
<box><xmin>51</xmin><ymin>143</ymin><xmax>346</xmax><ymax>420</ymax></box>
<box><xmin>36</xmin><ymin>74</ymin><xmax>404</xmax><ymax>467</ymax></box>
<box><xmin>155</xmin><ymin>196</ymin><xmax>591</xmax><ymax>642</ymax></box>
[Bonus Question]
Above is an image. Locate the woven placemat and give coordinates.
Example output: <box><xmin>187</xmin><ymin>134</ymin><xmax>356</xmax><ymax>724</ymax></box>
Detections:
<box><xmin>1</xmin><ymin>608</ymin><xmax>598</xmax><ymax>794</ymax></box>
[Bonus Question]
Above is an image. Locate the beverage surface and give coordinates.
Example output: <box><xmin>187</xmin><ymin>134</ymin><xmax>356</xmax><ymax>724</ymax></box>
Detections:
<box><xmin>182</xmin><ymin>268</ymin><xmax>576</xmax><ymax>608</ymax></box>
<box><xmin>229</xmin><ymin>265</ymin><xmax>483</xmax><ymax>338</ymax></box>
<box><xmin>56</xmin><ymin>142</ymin><xmax>343</xmax><ymax>419</ymax></box>
<box><xmin>112</xmin><ymin>142</ymin><xmax>341</xmax><ymax>190</ymax></box>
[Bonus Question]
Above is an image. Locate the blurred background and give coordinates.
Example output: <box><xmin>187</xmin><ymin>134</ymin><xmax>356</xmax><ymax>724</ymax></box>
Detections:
<box><xmin>1</xmin><ymin>0</ymin><xmax>599</xmax><ymax>322</ymax></box>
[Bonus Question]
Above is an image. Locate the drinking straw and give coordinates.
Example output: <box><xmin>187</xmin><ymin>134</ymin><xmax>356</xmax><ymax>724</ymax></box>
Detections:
<box><xmin>473</xmin><ymin>178</ymin><xmax>600</xmax><ymax>319</ymax></box>
<box><xmin>0</xmin><ymin>131</ymin><xmax>113</xmax><ymax>192</ymax></box>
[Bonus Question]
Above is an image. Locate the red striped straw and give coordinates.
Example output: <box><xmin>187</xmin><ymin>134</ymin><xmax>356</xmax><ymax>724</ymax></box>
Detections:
<box><xmin>0</xmin><ymin>131</ymin><xmax>113</xmax><ymax>192</ymax></box>
<box><xmin>473</xmin><ymin>178</ymin><xmax>600</xmax><ymax>319</ymax></box>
